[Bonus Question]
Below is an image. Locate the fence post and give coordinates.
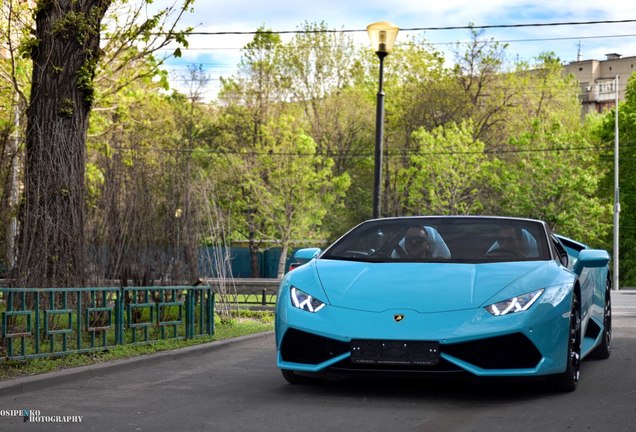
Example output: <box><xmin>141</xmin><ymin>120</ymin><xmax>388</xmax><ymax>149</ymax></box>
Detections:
<box><xmin>209</xmin><ymin>289</ymin><xmax>215</xmax><ymax>336</ymax></box>
<box><xmin>185</xmin><ymin>288</ymin><xmax>193</xmax><ymax>339</ymax></box>
<box><xmin>6</xmin><ymin>291</ymin><xmax>13</xmax><ymax>358</ymax></box>
<box><xmin>76</xmin><ymin>290</ymin><xmax>82</xmax><ymax>352</ymax></box>
<box><xmin>116</xmin><ymin>287</ymin><xmax>124</xmax><ymax>345</ymax></box>
<box><xmin>35</xmin><ymin>291</ymin><xmax>41</xmax><ymax>355</ymax></box>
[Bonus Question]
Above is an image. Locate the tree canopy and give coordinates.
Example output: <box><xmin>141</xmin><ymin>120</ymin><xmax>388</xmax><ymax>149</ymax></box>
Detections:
<box><xmin>0</xmin><ymin>7</ymin><xmax>628</xmax><ymax>285</ymax></box>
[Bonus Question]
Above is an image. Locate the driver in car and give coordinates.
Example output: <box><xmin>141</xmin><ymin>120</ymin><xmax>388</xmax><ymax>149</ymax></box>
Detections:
<box><xmin>392</xmin><ymin>226</ymin><xmax>452</xmax><ymax>259</ymax></box>
<box><xmin>403</xmin><ymin>227</ymin><xmax>433</xmax><ymax>258</ymax></box>
<box><xmin>494</xmin><ymin>225</ymin><xmax>523</xmax><ymax>255</ymax></box>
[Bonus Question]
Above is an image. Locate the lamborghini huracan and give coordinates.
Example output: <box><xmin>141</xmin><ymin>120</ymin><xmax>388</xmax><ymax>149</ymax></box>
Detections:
<box><xmin>275</xmin><ymin>216</ymin><xmax>612</xmax><ymax>392</ymax></box>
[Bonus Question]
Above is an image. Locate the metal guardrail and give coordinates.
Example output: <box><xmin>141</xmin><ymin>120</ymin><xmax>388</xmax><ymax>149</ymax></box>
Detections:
<box><xmin>0</xmin><ymin>286</ymin><xmax>214</xmax><ymax>361</ymax></box>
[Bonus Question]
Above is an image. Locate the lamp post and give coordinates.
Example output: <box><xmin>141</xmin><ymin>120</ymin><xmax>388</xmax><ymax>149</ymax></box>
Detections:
<box><xmin>367</xmin><ymin>21</ymin><xmax>399</xmax><ymax>219</ymax></box>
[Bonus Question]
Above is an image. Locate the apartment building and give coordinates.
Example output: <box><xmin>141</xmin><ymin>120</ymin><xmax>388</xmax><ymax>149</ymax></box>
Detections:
<box><xmin>564</xmin><ymin>53</ymin><xmax>636</xmax><ymax>114</ymax></box>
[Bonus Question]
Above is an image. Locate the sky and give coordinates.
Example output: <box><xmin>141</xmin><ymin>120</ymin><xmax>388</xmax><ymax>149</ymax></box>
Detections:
<box><xmin>150</xmin><ymin>0</ymin><xmax>636</xmax><ymax>100</ymax></box>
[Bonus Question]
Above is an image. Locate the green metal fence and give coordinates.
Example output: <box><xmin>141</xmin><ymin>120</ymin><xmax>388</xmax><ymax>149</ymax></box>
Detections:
<box><xmin>0</xmin><ymin>286</ymin><xmax>214</xmax><ymax>361</ymax></box>
<box><xmin>206</xmin><ymin>278</ymin><xmax>279</xmax><ymax>309</ymax></box>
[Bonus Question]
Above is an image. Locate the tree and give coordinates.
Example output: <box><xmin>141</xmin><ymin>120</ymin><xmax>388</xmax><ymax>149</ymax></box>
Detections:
<box><xmin>17</xmin><ymin>0</ymin><xmax>113</xmax><ymax>287</ymax></box>
<box><xmin>276</xmin><ymin>22</ymin><xmax>370</xmax><ymax>234</ymax></box>
<box><xmin>398</xmin><ymin>120</ymin><xmax>493</xmax><ymax>215</ymax></box>
<box><xmin>596</xmin><ymin>73</ymin><xmax>636</xmax><ymax>285</ymax></box>
<box><xmin>0</xmin><ymin>0</ymin><xmax>32</xmax><ymax>273</ymax></box>
<box><xmin>451</xmin><ymin>29</ymin><xmax>516</xmax><ymax>144</ymax></box>
<box><xmin>277</xmin><ymin>21</ymin><xmax>361</xmax><ymax>159</ymax></box>
<box><xmin>86</xmin><ymin>78</ymin><xmax>216</xmax><ymax>286</ymax></box>
<box><xmin>497</xmin><ymin>117</ymin><xmax>611</xmax><ymax>243</ymax></box>
<box><xmin>248</xmin><ymin>116</ymin><xmax>349</xmax><ymax>278</ymax></box>
<box><xmin>217</xmin><ymin>27</ymin><xmax>283</xmax><ymax>277</ymax></box>
<box><xmin>316</xmin><ymin>87</ymin><xmax>374</xmax><ymax>233</ymax></box>
<box><xmin>16</xmin><ymin>0</ymin><xmax>192</xmax><ymax>287</ymax></box>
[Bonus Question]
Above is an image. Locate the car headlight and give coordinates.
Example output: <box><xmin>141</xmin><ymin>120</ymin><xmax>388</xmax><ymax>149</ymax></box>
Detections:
<box><xmin>485</xmin><ymin>289</ymin><xmax>544</xmax><ymax>316</ymax></box>
<box><xmin>290</xmin><ymin>286</ymin><xmax>326</xmax><ymax>313</ymax></box>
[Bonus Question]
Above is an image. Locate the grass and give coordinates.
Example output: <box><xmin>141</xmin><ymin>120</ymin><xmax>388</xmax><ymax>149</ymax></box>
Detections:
<box><xmin>0</xmin><ymin>310</ymin><xmax>274</xmax><ymax>381</ymax></box>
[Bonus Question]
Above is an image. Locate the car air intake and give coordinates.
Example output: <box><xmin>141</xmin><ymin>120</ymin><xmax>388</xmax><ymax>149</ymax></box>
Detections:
<box><xmin>442</xmin><ymin>333</ymin><xmax>542</xmax><ymax>369</ymax></box>
<box><xmin>280</xmin><ymin>328</ymin><xmax>349</xmax><ymax>365</ymax></box>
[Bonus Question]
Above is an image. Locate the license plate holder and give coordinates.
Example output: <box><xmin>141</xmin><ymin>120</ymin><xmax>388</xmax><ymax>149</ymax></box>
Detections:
<box><xmin>350</xmin><ymin>340</ymin><xmax>440</xmax><ymax>366</ymax></box>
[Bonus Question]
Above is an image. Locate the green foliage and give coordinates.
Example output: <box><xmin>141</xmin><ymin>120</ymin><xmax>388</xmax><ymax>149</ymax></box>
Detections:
<box><xmin>105</xmin><ymin>22</ymin><xmax>615</xmax><ymax>279</ymax></box>
<box><xmin>255</xmin><ymin>115</ymin><xmax>351</xmax><ymax>237</ymax></box>
<box><xmin>499</xmin><ymin>118</ymin><xmax>612</xmax><ymax>245</ymax></box>
<box><xmin>51</xmin><ymin>9</ymin><xmax>98</xmax><ymax>45</ymax></box>
<box><xmin>596</xmin><ymin>73</ymin><xmax>636</xmax><ymax>285</ymax></box>
<box><xmin>400</xmin><ymin>120</ymin><xmax>490</xmax><ymax>215</ymax></box>
<box><xmin>210</xmin><ymin>110</ymin><xmax>351</xmax><ymax>276</ymax></box>
<box><xmin>0</xmin><ymin>5</ymin><xmax>620</xmax><ymax>286</ymax></box>
<box><xmin>18</xmin><ymin>36</ymin><xmax>39</xmax><ymax>59</ymax></box>
<box><xmin>77</xmin><ymin>54</ymin><xmax>98</xmax><ymax>104</ymax></box>
<box><xmin>382</xmin><ymin>36</ymin><xmax>453</xmax><ymax>138</ymax></box>
<box><xmin>272</xmin><ymin>24</ymin><xmax>368</xmax><ymax>235</ymax></box>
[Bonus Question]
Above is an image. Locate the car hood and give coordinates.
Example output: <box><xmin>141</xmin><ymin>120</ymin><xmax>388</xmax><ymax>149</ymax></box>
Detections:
<box><xmin>314</xmin><ymin>259</ymin><xmax>558</xmax><ymax>313</ymax></box>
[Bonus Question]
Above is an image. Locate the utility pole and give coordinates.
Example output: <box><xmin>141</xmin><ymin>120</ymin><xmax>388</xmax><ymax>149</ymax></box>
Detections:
<box><xmin>613</xmin><ymin>75</ymin><xmax>620</xmax><ymax>290</ymax></box>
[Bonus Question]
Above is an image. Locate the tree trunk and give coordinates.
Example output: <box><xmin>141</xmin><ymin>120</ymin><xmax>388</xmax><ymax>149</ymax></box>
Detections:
<box><xmin>277</xmin><ymin>243</ymin><xmax>288</xmax><ymax>279</ymax></box>
<box><xmin>16</xmin><ymin>0</ymin><xmax>111</xmax><ymax>287</ymax></box>
<box><xmin>248</xmin><ymin>236</ymin><xmax>260</xmax><ymax>278</ymax></box>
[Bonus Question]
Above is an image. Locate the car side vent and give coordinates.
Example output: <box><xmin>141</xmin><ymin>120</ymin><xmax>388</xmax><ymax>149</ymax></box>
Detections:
<box><xmin>584</xmin><ymin>319</ymin><xmax>602</xmax><ymax>341</ymax></box>
<box><xmin>280</xmin><ymin>328</ymin><xmax>349</xmax><ymax>365</ymax></box>
<box><xmin>442</xmin><ymin>333</ymin><xmax>542</xmax><ymax>370</ymax></box>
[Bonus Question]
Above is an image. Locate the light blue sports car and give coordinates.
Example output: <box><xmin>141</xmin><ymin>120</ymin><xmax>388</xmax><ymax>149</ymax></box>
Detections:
<box><xmin>275</xmin><ymin>216</ymin><xmax>612</xmax><ymax>391</ymax></box>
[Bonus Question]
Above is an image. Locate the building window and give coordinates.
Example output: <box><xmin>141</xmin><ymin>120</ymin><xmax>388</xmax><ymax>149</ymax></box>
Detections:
<box><xmin>598</xmin><ymin>80</ymin><xmax>616</xmax><ymax>94</ymax></box>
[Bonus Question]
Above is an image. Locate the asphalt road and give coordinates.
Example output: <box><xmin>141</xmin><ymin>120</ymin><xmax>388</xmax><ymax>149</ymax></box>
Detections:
<box><xmin>1</xmin><ymin>291</ymin><xmax>635</xmax><ymax>432</ymax></box>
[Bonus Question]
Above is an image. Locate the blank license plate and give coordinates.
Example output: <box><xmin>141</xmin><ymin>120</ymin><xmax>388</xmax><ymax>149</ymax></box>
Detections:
<box><xmin>350</xmin><ymin>340</ymin><xmax>439</xmax><ymax>366</ymax></box>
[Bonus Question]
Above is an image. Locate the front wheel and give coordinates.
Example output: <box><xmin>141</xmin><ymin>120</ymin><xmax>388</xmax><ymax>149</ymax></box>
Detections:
<box><xmin>550</xmin><ymin>292</ymin><xmax>581</xmax><ymax>392</ymax></box>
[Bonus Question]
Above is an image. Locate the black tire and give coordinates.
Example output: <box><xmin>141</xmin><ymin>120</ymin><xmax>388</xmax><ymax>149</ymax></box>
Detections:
<box><xmin>550</xmin><ymin>292</ymin><xmax>581</xmax><ymax>392</ymax></box>
<box><xmin>590</xmin><ymin>278</ymin><xmax>612</xmax><ymax>360</ymax></box>
<box><xmin>280</xmin><ymin>369</ymin><xmax>323</xmax><ymax>385</ymax></box>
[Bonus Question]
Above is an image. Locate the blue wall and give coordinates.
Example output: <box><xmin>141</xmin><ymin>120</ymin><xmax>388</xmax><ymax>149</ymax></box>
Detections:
<box><xmin>199</xmin><ymin>247</ymin><xmax>295</xmax><ymax>279</ymax></box>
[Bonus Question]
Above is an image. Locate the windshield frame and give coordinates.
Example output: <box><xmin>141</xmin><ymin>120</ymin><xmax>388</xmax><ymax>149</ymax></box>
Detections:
<box><xmin>320</xmin><ymin>216</ymin><xmax>552</xmax><ymax>264</ymax></box>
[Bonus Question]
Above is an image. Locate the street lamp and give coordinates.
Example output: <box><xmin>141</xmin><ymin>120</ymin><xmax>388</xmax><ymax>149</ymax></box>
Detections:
<box><xmin>367</xmin><ymin>21</ymin><xmax>399</xmax><ymax>219</ymax></box>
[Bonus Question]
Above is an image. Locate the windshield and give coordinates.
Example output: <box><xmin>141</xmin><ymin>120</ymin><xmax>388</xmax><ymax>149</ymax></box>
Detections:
<box><xmin>321</xmin><ymin>217</ymin><xmax>551</xmax><ymax>263</ymax></box>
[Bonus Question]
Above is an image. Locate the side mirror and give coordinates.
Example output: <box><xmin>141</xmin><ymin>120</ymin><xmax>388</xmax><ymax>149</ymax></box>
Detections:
<box><xmin>294</xmin><ymin>248</ymin><xmax>321</xmax><ymax>261</ymax></box>
<box><xmin>571</xmin><ymin>249</ymin><xmax>610</xmax><ymax>275</ymax></box>
<box><xmin>288</xmin><ymin>248</ymin><xmax>321</xmax><ymax>272</ymax></box>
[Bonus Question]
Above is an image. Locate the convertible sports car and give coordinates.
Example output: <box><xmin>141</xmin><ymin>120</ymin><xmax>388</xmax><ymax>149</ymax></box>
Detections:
<box><xmin>275</xmin><ymin>216</ymin><xmax>612</xmax><ymax>392</ymax></box>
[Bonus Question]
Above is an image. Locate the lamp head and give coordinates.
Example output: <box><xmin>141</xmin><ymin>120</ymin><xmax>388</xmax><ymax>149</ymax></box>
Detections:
<box><xmin>366</xmin><ymin>21</ymin><xmax>399</xmax><ymax>56</ymax></box>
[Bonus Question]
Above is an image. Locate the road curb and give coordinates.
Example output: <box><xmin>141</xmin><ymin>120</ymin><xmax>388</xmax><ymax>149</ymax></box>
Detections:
<box><xmin>0</xmin><ymin>331</ymin><xmax>274</xmax><ymax>397</ymax></box>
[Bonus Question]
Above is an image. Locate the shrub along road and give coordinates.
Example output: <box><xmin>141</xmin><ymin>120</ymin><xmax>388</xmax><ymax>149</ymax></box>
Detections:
<box><xmin>0</xmin><ymin>292</ymin><xmax>635</xmax><ymax>431</ymax></box>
